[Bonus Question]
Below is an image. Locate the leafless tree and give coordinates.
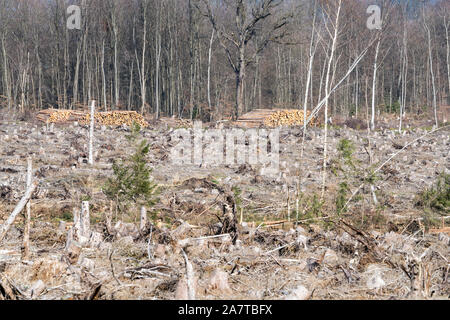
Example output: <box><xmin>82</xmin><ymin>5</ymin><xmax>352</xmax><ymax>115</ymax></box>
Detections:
<box><xmin>198</xmin><ymin>0</ymin><xmax>291</xmax><ymax>118</ymax></box>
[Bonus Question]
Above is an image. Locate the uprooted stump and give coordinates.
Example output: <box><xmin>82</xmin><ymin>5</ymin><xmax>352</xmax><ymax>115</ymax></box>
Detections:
<box><xmin>216</xmin><ymin>199</ymin><xmax>238</xmax><ymax>245</ymax></box>
<box><xmin>180</xmin><ymin>177</ymin><xmax>239</xmax><ymax>244</ymax></box>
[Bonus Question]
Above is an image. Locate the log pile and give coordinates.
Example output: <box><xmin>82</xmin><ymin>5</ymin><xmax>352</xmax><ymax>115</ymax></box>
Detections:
<box><xmin>36</xmin><ymin>109</ymin><xmax>149</xmax><ymax>128</ymax></box>
<box><xmin>159</xmin><ymin>117</ymin><xmax>193</xmax><ymax>128</ymax></box>
<box><xmin>235</xmin><ymin>109</ymin><xmax>319</xmax><ymax>128</ymax></box>
<box><xmin>82</xmin><ymin>111</ymin><xmax>149</xmax><ymax>128</ymax></box>
<box><xmin>263</xmin><ymin>109</ymin><xmax>318</xmax><ymax>127</ymax></box>
<box><xmin>36</xmin><ymin>109</ymin><xmax>76</xmax><ymax>123</ymax></box>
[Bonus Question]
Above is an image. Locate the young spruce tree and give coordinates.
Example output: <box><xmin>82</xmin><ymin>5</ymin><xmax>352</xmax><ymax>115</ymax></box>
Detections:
<box><xmin>103</xmin><ymin>123</ymin><xmax>158</xmax><ymax>213</ymax></box>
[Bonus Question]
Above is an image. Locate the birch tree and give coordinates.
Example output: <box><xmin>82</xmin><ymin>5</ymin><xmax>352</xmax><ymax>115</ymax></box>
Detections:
<box><xmin>320</xmin><ymin>0</ymin><xmax>342</xmax><ymax>199</ymax></box>
<box><xmin>423</xmin><ymin>8</ymin><xmax>439</xmax><ymax>128</ymax></box>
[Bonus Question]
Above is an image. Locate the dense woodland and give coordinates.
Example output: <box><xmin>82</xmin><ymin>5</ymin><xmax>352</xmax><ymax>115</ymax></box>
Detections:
<box><xmin>0</xmin><ymin>0</ymin><xmax>448</xmax><ymax>124</ymax></box>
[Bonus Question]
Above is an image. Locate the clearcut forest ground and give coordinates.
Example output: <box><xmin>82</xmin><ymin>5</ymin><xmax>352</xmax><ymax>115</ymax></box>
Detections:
<box><xmin>0</xmin><ymin>109</ymin><xmax>448</xmax><ymax>300</ymax></box>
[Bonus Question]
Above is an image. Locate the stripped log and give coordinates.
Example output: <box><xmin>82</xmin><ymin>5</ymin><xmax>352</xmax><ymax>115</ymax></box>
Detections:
<box><xmin>0</xmin><ymin>181</ymin><xmax>37</xmax><ymax>243</ymax></box>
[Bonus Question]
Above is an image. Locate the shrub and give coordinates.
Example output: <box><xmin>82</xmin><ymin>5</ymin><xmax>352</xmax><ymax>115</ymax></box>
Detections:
<box><xmin>416</xmin><ymin>173</ymin><xmax>450</xmax><ymax>215</ymax></box>
<box><xmin>384</xmin><ymin>100</ymin><xmax>400</xmax><ymax>114</ymax></box>
<box><xmin>336</xmin><ymin>182</ymin><xmax>350</xmax><ymax>215</ymax></box>
<box><xmin>337</xmin><ymin>138</ymin><xmax>355</xmax><ymax>168</ymax></box>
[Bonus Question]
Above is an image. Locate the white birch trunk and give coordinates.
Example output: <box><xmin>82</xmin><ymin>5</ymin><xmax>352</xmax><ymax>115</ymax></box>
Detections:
<box><xmin>424</xmin><ymin>21</ymin><xmax>438</xmax><ymax>127</ymax></box>
<box><xmin>101</xmin><ymin>40</ymin><xmax>107</xmax><ymax>111</ymax></box>
<box><xmin>445</xmin><ymin>17</ymin><xmax>450</xmax><ymax>98</ymax></box>
<box><xmin>300</xmin><ymin>1</ymin><xmax>317</xmax><ymax>161</ymax></box>
<box><xmin>22</xmin><ymin>157</ymin><xmax>32</xmax><ymax>260</ymax></box>
<box><xmin>207</xmin><ymin>29</ymin><xmax>215</xmax><ymax>121</ymax></box>
<box><xmin>140</xmin><ymin>1</ymin><xmax>148</xmax><ymax>114</ymax></box>
<box><xmin>321</xmin><ymin>0</ymin><xmax>341</xmax><ymax>199</ymax></box>
<box><xmin>371</xmin><ymin>40</ymin><xmax>381</xmax><ymax>131</ymax></box>
<box><xmin>155</xmin><ymin>33</ymin><xmax>161</xmax><ymax>119</ymax></box>
<box><xmin>88</xmin><ymin>100</ymin><xmax>95</xmax><ymax>165</ymax></box>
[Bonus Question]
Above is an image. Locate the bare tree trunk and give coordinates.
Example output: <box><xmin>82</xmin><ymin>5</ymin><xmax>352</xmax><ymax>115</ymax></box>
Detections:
<box><xmin>112</xmin><ymin>10</ymin><xmax>120</xmax><ymax>108</ymax></box>
<box><xmin>355</xmin><ymin>65</ymin><xmax>359</xmax><ymax>117</ymax></box>
<box><xmin>21</xmin><ymin>157</ymin><xmax>32</xmax><ymax>260</ymax></box>
<box><xmin>35</xmin><ymin>46</ymin><xmax>43</xmax><ymax>110</ymax></box>
<box><xmin>189</xmin><ymin>0</ymin><xmax>195</xmax><ymax>119</ymax></box>
<box><xmin>445</xmin><ymin>17</ymin><xmax>450</xmax><ymax>98</ymax></box>
<box><xmin>20</xmin><ymin>52</ymin><xmax>30</xmax><ymax>112</ymax></box>
<box><xmin>88</xmin><ymin>100</ymin><xmax>95</xmax><ymax>165</ymax></box>
<box><xmin>235</xmin><ymin>47</ymin><xmax>246</xmax><ymax>119</ymax></box>
<box><xmin>321</xmin><ymin>0</ymin><xmax>342</xmax><ymax>199</ymax></box>
<box><xmin>424</xmin><ymin>19</ymin><xmax>438</xmax><ymax>127</ymax></box>
<box><xmin>73</xmin><ymin>43</ymin><xmax>81</xmax><ymax>107</ymax></box>
<box><xmin>128</xmin><ymin>61</ymin><xmax>134</xmax><ymax>111</ymax></box>
<box><xmin>371</xmin><ymin>39</ymin><xmax>381</xmax><ymax>131</ymax></box>
<box><xmin>317</xmin><ymin>58</ymin><xmax>327</xmax><ymax>105</ymax></box>
<box><xmin>101</xmin><ymin>40</ymin><xmax>107</xmax><ymax>111</ymax></box>
<box><xmin>299</xmin><ymin>0</ymin><xmax>318</xmax><ymax>184</ymax></box>
<box><xmin>155</xmin><ymin>17</ymin><xmax>162</xmax><ymax>119</ymax></box>
<box><xmin>1</xmin><ymin>35</ymin><xmax>11</xmax><ymax>110</ymax></box>
<box><xmin>399</xmin><ymin>23</ymin><xmax>408</xmax><ymax>133</ymax></box>
<box><xmin>207</xmin><ymin>29</ymin><xmax>215</xmax><ymax>121</ymax></box>
<box><xmin>140</xmin><ymin>1</ymin><xmax>148</xmax><ymax>114</ymax></box>
<box><xmin>252</xmin><ymin>51</ymin><xmax>259</xmax><ymax>109</ymax></box>
<box><xmin>63</xmin><ymin>28</ymin><xmax>68</xmax><ymax>109</ymax></box>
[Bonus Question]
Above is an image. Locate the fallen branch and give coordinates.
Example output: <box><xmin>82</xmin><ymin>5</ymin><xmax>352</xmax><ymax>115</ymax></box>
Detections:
<box><xmin>264</xmin><ymin>241</ymin><xmax>297</xmax><ymax>255</ymax></box>
<box><xmin>177</xmin><ymin>234</ymin><xmax>232</xmax><ymax>247</ymax></box>
<box><xmin>0</xmin><ymin>180</ymin><xmax>38</xmax><ymax>243</ymax></box>
<box><xmin>190</xmin><ymin>234</ymin><xmax>231</xmax><ymax>241</ymax></box>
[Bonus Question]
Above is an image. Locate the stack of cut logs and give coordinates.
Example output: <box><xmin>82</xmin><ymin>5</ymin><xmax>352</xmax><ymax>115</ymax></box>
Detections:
<box><xmin>263</xmin><ymin>109</ymin><xmax>318</xmax><ymax>127</ymax></box>
<box><xmin>37</xmin><ymin>109</ymin><xmax>149</xmax><ymax>128</ymax></box>
<box><xmin>159</xmin><ymin>117</ymin><xmax>193</xmax><ymax>128</ymax></box>
<box><xmin>82</xmin><ymin>111</ymin><xmax>149</xmax><ymax>127</ymax></box>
